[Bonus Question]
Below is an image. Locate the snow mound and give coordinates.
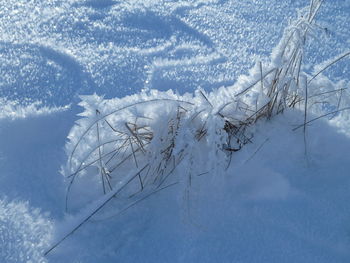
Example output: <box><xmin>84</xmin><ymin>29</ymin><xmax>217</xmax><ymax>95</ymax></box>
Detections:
<box><xmin>50</xmin><ymin>110</ymin><xmax>350</xmax><ymax>263</ymax></box>
<box><xmin>62</xmin><ymin>1</ymin><xmax>350</xmax><ymax>213</ymax></box>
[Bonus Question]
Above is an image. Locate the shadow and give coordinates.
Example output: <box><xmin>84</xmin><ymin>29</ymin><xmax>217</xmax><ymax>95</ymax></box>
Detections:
<box><xmin>84</xmin><ymin>0</ymin><xmax>119</xmax><ymax>9</ymax></box>
<box><xmin>0</xmin><ymin>42</ymin><xmax>97</xmax><ymax>106</ymax></box>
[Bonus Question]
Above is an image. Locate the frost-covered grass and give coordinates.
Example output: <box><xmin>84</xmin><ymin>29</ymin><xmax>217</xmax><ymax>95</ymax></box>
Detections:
<box><xmin>48</xmin><ymin>110</ymin><xmax>350</xmax><ymax>262</ymax></box>
<box><xmin>50</xmin><ymin>0</ymin><xmax>350</xmax><ymax>256</ymax></box>
<box><xmin>1</xmin><ymin>0</ymin><xmax>350</xmax><ymax>262</ymax></box>
<box><xmin>63</xmin><ymin>0</ymin><xmax>349</xmax><ymax>206</ymax></box>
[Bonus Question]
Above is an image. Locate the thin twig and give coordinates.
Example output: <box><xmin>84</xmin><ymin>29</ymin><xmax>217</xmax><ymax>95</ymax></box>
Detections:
<box><xmin>69</xmin><ymin>99</ymin><xmax>194</xmax><ymax>167</ymax></box>
<box><xmin>244</xmin><ymin>138</ymin><xmax>269</xmax><ymax>164</ymax></box>
<box><xmin>292</xmin><ymin>107</ymin><xmax>350</xmax><ymax>131</ymax></box>
<box><xmin>93</xmin><ymin>182</ymin><xmax>179</xmax><ymax>222</ymax></box>
<box><xmin>303</xmin><ymin>76</ymin><xmax>308</xmax><ymax>156</ymax></box>
<box><xmin>308</xmin><ymin>51</ymin><xmax>350</xmax><ymax>84</ymax></box>
<box><xmin>45</xmin><ymin>165</ymin><xmax>149</xmax><ymax>256</ymax></box>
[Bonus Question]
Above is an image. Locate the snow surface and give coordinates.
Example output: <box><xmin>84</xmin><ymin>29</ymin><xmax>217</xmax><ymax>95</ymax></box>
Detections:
<box><xmin>1</xmin><ymin>0</ymin><xmax>350</xmax><ymax>262</ymax></box>
<box><xmin>1</xmin><ymin>0</ymin><xmax>349</xmax><ymax>106</ymax></box>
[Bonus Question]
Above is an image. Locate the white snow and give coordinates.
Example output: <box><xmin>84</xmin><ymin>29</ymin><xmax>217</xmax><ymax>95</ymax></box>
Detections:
<box><xmin>0</xmin><ymin>199</ymin><xmax>53</xmax><ymax>263</ymax></box>
<box><xmin>1</xmin><ymin>0</ymin><xmax>350</xmax><ymax>262</ymax></box>
<box><xmin>0</xmin><ymin>98</ymin><xmax>70</xmax><ymax>120</ymax></box>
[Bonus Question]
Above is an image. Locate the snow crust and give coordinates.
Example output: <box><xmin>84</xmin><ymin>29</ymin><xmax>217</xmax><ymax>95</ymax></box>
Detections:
<box><xmin>0</xmin><ymin>199</ymin><xmax>52</xmax><ymax>263</ymax></box>
<box><xmin>0</xmin><ymin>98</ymin><xmax>69</xmax><ymax>120</ymax></box>
<box><xmin>0</xmin><ymin>0</ymin><xmax>350</xmax><ymax>262</ymax></box>
<box><xmin>1</xmin><ymin>0</ymin><xmax>349</xmax><ymax>106</ymax></box>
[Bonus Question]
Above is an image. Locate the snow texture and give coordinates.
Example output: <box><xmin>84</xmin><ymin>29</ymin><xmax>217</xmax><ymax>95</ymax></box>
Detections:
<box><xmin>0</xmin><ymin>0</ymin><xmax>350</xmax><ymax>262</ymax></box>
<box><xmin>0</xmin><ymin>199</ymin><xmax>52</xmax><ymax>263</ymax></box>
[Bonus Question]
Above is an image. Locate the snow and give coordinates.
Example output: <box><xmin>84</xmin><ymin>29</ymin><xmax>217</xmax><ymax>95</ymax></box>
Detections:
<box><xmin>1</xmin><ymin>0</ymin><xmax>350</xmax><ymax>262</ymax></box>
<box><xmin>0</xmin><ymin>199</ymin><xmax>52</xmax><ymax>263</ymax></box>
<box><xmin>47</xmin><ymin>111</ymin><xmax>350</xmax><ymax>263</ymax></box>
<box><xmin>1</xmin><ymin>0</ymin><xmax>349</xmax><ymax>105</ymax></box>
<box><xmin>0</xmin><ymin>98</ymin><xmax>69</xmax><ymax>120</ymax></box>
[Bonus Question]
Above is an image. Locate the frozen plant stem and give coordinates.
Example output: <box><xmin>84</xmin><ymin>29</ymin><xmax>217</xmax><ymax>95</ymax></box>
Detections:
<box><xmin>59</xmin><ymin>0</ymin><xmax>350</xmax><ymax>256</ymax></box>
<box><xmin>45</xmin><ymin>165</ymin><xmax>149</xmax><ymax>256</ymax></box>
<box><xmin>303</xmin><ymin>76</ymin><xmax>308</xmax><ymax>156</ymax></box>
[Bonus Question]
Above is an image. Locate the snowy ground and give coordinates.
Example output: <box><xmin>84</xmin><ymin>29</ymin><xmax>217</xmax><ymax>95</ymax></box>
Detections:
<box><xmin>1</xmin><ymin>0</ymin><xmax>349</xmax><ymax>106</ymax></box>
<box><xmin>1</xmin><ymin>0</ymin><xmax>350</xmax><ymax>262</ymax></box>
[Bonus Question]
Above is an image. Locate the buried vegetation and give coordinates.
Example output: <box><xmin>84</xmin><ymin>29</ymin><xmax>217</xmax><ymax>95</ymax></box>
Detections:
<box><xmin>46</xmin><ymin>0</ymin><xmax>350</xmax><ymax>255</ymax></box>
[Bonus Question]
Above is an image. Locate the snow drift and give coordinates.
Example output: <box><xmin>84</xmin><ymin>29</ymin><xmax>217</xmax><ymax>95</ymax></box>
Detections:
<box><xmin>62</xmin><ymin>0</ymin><xmax>350</xmax><ymax>214</ymax></box>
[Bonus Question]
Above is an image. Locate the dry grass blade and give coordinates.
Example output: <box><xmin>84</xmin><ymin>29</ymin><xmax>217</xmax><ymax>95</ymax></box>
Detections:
<box><xmin>199</xmin><ymin>90</ymin><xmax>213</xmax><ymax>108</ymax></box>
<box><xmin>309</xmin><ymin>51</ymin><xmax>350</xmax><ymax>84</ymax></box>
<box><xmin>58</xmin><ymin>0</ymin><xmax>350</xmax><ymax>255</ymax></box>
<box><xmin>96</xmin><ymin>110</ymin><xmax>107</xmax><ymax>194</ymax></box>
<box><xmin>303</xmin><ymin>76</ymin><xmax>308</xmax><ymax>155</ymax></box>
<box><xmin>125</xmin><ymin>122</ymin><xmax>146</xmax><ymax>153</ymax></box>
<box><xmin>66</xmin><ymin>139</ymin><xmax>125</xmax><ymax>178</ymax></box>
<box><xmin>292</xmin><ymin>106</ymin><xmax>350</xmax><ymax>131</ymax></box>
<box><xmin>94</xmin><ymin>181</ymin><xmax>180</xmax><ymax>222</ymax></box>
<box><xmin>46</xmin><ymin>165</ymin><xmax>150</xmax><ymax>256</ymax></box>
<box><xmin>235</xmin><ymin>68</ymin><xmax>276</xmax><ymax>97</ymax></box>
<box><xmin>69</xmin><ymin>99</ymin><xmax>194</xmax><ymax>167</ymax></box>
<box><xmin>244</xmin><ymin>138</ymin><xmax>270</xmax><ymax>163</ymax></box>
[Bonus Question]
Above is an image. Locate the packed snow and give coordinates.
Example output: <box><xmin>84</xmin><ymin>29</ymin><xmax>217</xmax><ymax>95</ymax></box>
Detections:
<box><xmin>1</xmin><ymin>0</ymin><xmax>350</xmax><ymax>262</ymax></box>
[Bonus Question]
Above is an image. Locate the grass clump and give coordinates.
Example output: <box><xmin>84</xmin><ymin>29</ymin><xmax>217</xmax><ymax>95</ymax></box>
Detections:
<box><xmin>63</xmin><ymin>0</ymin><xmax>350</xmax><ymax>215</ymax></box>
<box><xmin>45</xmin><ymin>0</ymin><xmax>350</xmax><ymax>255</ymax></box>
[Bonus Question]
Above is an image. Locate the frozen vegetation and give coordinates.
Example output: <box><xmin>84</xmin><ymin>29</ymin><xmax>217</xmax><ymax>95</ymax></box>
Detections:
<box><xmin>0</xmin><ymin>0</ymin><xmax>350</xmax><ymax>262</ymax></box>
